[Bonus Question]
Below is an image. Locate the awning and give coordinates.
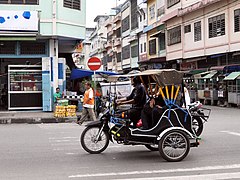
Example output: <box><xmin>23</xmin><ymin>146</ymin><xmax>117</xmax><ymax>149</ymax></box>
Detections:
<box><xmin>138</xmin><ymin>57</ymin><xmax>166</xmax><ymax>64</ymax></box>
<box><xmin>202</xmin><ymin>71</ymin><xmax>218</xmax><ymax>79</ymax></box>
<box><xmin>223</xmin><ymin>72</ymin><xmax>240</xmax><ymax>81</ymax></box>
<box><xmin>187</xmin><ymin>69</ymin><xmax>207</xmax><ymax>75</ymax></box>
<box><xmin>70</xmin><ymin>69</ymin><xmax>118</xmax><ymax>80</ymax></box>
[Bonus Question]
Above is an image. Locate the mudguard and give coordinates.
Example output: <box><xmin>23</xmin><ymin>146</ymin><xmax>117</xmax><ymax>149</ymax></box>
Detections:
<box><xmin>157</xmin><ymin>127</ymin><xmax>194</xmax><ymax>141</ymax></box>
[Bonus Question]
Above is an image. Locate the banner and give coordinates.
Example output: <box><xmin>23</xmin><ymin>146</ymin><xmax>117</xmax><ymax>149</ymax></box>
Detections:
<box><xmin>0</xmin><ymin>10</ymin><xmax>38</xmax><ymax>32</ymax></box>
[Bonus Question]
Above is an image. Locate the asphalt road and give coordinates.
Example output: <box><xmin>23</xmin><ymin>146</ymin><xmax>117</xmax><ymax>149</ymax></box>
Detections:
<box><xmin>1</xmin><ymin>106</ymin><xmax>240</xmax><ymax>180</ymax></box>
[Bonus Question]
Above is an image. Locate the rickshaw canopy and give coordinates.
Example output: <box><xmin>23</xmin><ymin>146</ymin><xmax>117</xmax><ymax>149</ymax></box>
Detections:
<box><xmin>107</xmin><ymin>69</ymin><xmax>184</xmax><ymax>86</ymax></box>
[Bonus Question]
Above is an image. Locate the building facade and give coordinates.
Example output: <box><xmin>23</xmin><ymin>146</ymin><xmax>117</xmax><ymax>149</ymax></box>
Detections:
<box><xmin>0</xmin><ymin>0</ymin><xmax>86</xmax><ymax>111</ymax></box>
<box><xmin>163</xmin><ymin>0</ymin><xmax>240</xmax><ymax>70</ymax></box>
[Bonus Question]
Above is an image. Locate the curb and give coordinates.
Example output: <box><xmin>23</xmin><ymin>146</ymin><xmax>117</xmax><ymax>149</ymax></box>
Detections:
<box><xmin>0</xmin><ymin>117</ymin><xmax>77</xmax><ymax>124</ymax></box>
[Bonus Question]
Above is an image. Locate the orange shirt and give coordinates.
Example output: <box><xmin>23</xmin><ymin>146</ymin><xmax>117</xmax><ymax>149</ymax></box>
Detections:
<box><xmin>83</xmin><ymin>88</ymin><xmax>94</xmax><ymax>108</ymax></box>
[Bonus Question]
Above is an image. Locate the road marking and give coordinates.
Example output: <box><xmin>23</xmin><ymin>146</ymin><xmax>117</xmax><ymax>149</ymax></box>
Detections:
<box><xmin>49</xmin><ymin>137</ymin><xmax>78</xmax><ymax>140</ymax></box>
<box><xmin>68</xmin><ymin>164</ymin><xmax>240</xmax><ymax>178</ymax></box>
<box><xmin>49</xmin><ymin>139</ymin><xmax>79</xmax><ymax>143</ymax></box>
<box><xmin>115</xmin><ymin>172</ymin><xmax>240</xmax><ymax>180</ymax></box>
<box><xmin>221</xmin><ymin>130</ymin><xmax>240</xmax><ymax>137</ymax></box>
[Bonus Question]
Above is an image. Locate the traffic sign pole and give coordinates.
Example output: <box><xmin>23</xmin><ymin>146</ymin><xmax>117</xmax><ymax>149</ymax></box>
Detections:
<box><xmin>87</xmin><ymin>57</ymin><xmax>102</xmax><ymax>115</ymax></box>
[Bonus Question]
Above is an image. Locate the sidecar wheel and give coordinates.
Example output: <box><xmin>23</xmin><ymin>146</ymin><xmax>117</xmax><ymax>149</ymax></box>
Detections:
<box><xmin>81</xmin><ymin>126</ymin><xmax>109</xmax><ymax>154</ymax></box>
<box><xmin>145</xmin><ymin>144</ymin><xmax>159</xmax><ymax>151</ymax></box>
<box><xmin>159</xmin><ymin>130</ymin><xmax>190</xmax><ymax>162</ymax></box>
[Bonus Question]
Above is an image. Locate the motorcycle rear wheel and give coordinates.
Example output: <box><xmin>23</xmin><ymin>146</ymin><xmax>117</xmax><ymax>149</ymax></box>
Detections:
<box><xmin>192</xmin><ymin>116</ymin><xmax>203</xmax><ymax>136</ymax></box>
<box><xmin>159</xmin><ymin>130</ymin><xmax>190</xmax><ymax>162</ymax></box>
<box><xmin>81</xmin><ymin>126</ymin><xmax>109</xmax><ymax>154</ymax></box>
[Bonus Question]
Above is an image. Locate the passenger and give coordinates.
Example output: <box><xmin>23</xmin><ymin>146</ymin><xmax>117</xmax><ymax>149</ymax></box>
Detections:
<box><xmin>141</xmin><ymin>96</ymin><xmax>165</xmax><ymax>130</ymax></box>
<box><xmin>116</xmin><ymin>76</ymin><xmax>146</xmax><ymax>127</ymax></box>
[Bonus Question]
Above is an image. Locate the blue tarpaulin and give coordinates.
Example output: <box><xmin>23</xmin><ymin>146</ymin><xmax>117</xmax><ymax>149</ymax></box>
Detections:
<box><xmin>70</xmin><ymin>69</ymin><xmax>117</xmax><ymax>80</ymax></box>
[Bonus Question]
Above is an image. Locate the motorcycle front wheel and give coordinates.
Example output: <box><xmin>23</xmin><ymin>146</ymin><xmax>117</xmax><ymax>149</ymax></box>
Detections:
<box><xmin>159</xmin><ymin>130</ymin><xmax>190</xmax><ymax>162</ymax></box>
<box><xmin>81</xmin><ymin>126</ymin><xmax>109</xmax><ymax>154</ymax></box>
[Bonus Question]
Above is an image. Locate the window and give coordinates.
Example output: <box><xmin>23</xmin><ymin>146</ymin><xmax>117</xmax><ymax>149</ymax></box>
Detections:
<box><xmin>116</xmin><ymin>28</ymin><xmax>121</xmax><ymax>38</ymax></box>
<box><xmin>140</xmin><ymin>44</ymin><xmax>143</xmax><ymax>53</ymax></box>
<box><xmin>122</xmin><ymin>16</ymin><xmax>130</xmax><ymax>33</ymax></box>
<box><xmin>234</xmin><ymin>9</ymin><xmax>240</xmax><ymax>32</ymax></box>
<box><xmin>0</xmin><ymin>42</ymin><xmax>15</xmax><ymax>54</ymax></box>
<box><xmin>20</xmin><ymin>41</ymin><xmax>46</xmax><ymax>55</ymax></box>
<box><xmin>194</xmin><ymin>21</ymin><xmax>201</xmax><ymax>41</ymax></box>
<box><xmin>167</xmin><ymin>0</ymin><xmax>180</xmax><ymax>8</ymax></box>
<box><xmin>107</xmin><ymin>55</ymin><xmax>112</xmax><ymax>62</ymax></box>
<box><xmin>131</xmin><ymin>45</ymin><xmax>138</xmax><ymax>58</ymax></box>
<box><xmin>208</xmin><ymin>14</ymin><xmax>225</xmax><ymax>38</ymax></box>
<box><xmin>63</xmin><ymin>0</ymin><xmax>81</xmax><ymax>11</ymax></box>
<box><xmin>168</xmin><ymin>26</ymin><xmax>181</xmax><ymax>45</ymax></box>
<box><xmin>122</xmin><ymin>45</ymin><xmax>130</xmax><ymax>60</ymax></box>
<box><xmin>149</xmin><ymin>4</ymin><xmax>155</xmax><ymax>19</ymax></box>
<box><xmin>131</xmin><ymin>0</ymin><xmax>138</xmax><ymax>30</ymax></box>
<box><xmin>184</xmin><ymin>25</ymin><xmax>191</xmax><ymax>33</ymax></box>
<box><xmin>117</xmin><ymin>52</ymin><xmax>121</xmax><ymax>62</ymax></box>
<box><xmin>149</xmin><ymin>39</ymin><xmax>156</xmax><ymax>55</ymax></box>
<box><xmin>157</xmin><ymin>6</ymin><xmax>165</xmax><ymax>17</ymax></box>
<box><xmin>144</xmin><ymin>42</ymin><xmax>146</xmax><ymax>52</ymax></box>
<box><xmin>0</xmin><ymin>0</ymin><xmax>38</xmax><ymax>4</ymax></box>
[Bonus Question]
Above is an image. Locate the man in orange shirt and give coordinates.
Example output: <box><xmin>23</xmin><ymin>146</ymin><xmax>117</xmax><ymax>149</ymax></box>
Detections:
<box><xmin>77</xmin><ymin>82</ymin><xmax>97</xmax><ymax>125</ymax></box>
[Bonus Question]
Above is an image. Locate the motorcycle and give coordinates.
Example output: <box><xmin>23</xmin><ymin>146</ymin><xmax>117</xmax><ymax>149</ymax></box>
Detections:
<box><xmin>80</xmin><ymin>69</ymin><xmax>208</xmax><ymax>162</ymax></box>
<box><xmin>188</xmin><ymin>101</ymin><xmax>211</xmax><ymax>136</ymax></box>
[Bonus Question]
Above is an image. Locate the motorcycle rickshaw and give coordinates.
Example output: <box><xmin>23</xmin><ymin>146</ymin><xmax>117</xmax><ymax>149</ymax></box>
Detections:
<box><xmin>80</xmin><ymin>69</ymin><xmax>203</xmax><ymax>162</ymax></box>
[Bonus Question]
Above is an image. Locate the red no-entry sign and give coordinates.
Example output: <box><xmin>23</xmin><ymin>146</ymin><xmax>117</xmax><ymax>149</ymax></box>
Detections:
<box><xmin>87</xmin><ymin>57</ymin><xmax>102</xmax><ymax>71</ymax></box>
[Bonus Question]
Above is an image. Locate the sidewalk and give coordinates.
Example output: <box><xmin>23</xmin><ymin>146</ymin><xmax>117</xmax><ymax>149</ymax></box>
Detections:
<box><xmin>0</xmin><ymin>111</ymin><xmax>81</xmax><ymax>124</ymax></box>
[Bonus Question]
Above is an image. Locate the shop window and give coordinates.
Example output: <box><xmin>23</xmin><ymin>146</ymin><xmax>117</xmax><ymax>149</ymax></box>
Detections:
<box><xmin>149</xmin><ymin>39</ymin><xmax>156</xmax><ymax>55</ymax></box>
<box><xmin>208</xmin><ymin>14</ymin><xmax>225</xmax><ymax>38</ymax></box>
<box><xmin>149</xmin><ymin>4</ymin><xmax>155</xmax><ymax>20</ymax></box>
<box><xmin>122</xmin><ymin>45</ymin><xmax>130</xmax><ymax>60</ymax></box>
<box><xmin>122</xmin><ymin>16</ymin><xmax>130</xmax><ymax>33</ymax></box>
<box><xmin>184</xmin><ymin>25</ymin><xmax>191</xmax><ymax>33</ymax></box>
<box><xmin>234</xmin><ymin>9</ymin><xmax>240</xmax><ymax>32</ymax></box>
<box><xmin>0</xmin><ymin>0</ymin><xmax>38</xmax><ymax>4</ymax></box>
<box><xmin>63</xmin><ymin>0</ymin><xmax>81</xmax><ymax>11</ymax></box>
<box><xmin>167</xmin><ymin>0</ymin><xmax>180</xmax><ymax>8</ymax></box>
<box><xmin>131</xmin><ymin>45</ymin><xmax>138</xmax><ymax>58</ymax></box>
<box><xmin>20</xmin><ymin>42</ymin><xmax>46</xmax><ymax>55</ymax></box>
<box><xmin>168</xmin><ymin>26</ymin><xmax>181</xmax><ymax>45</ymax></box>
<box><xmin>194</xmin><ymin>21</ymin><xmax>201</xmax><ymax>41</ymax></box>
<box><xmin>0</xmin><ymin>42</ymin><xmax>16</xmax><ymax>54</ymax></box>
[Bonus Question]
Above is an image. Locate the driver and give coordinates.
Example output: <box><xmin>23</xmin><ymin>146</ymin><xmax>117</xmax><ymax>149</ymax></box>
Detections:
<box><xmin>116</xmin><ymin>76</ymin><xmax>146</xmax><ymax>127</ymax></box>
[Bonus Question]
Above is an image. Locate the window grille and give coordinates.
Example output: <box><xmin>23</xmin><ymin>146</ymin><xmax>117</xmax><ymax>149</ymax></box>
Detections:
<box><xmin>157</xmin><ymin>7</ymin><xmax>165</xmax><ymax>17</ymax></box>
<box><xmin>234</xmin><ymin>9</ymin><xmax>240</xmax><ymax>32</ymax></box>
<box><xmin>0</xmin><ymin>42</ymin><xmax>15</xmax><ymax>54</ymax></box>
<box><xmin>20</xmin><ymin>41</ymin><xmax>46</xmax><ymax>55</ymax></box>
<box><xmin>194</xmin><ymin>21</ymin><xmax>201</xmax><ymax>41</ymax></box>
<box><xmin>149</xmin><ymin>39</ymin><xmax>156</xmax><ymax>55</ymax></box>
<box><xmin>116</xmin><ymin>28</ymin><xmax>121</xmax><ymax>38</ymax></box>
<box><xmin>208</xmin><ymin>14</ymin><xmax>225</xmax><ymax>38</ymax></box>
<box><xmin>122</xmin><ymin>45</ymin><xmax>130</xmax><ymax>59</ymax></box>
<box><xmin>117</xmin><ymin>52</ymin><xmax>121</xmax><ymax>62</ymax></box>
<box><xmin>122</xmin><ymin>16</ymin><xmax>130</xmax><ymax>33</ymax></box>
<box><xmin>131</xmin><ymin>45</ymin><xmax>138</xmax><ymax>58</ymax></box>
<box><xmin>131</xmin><ymin>0</ymin><xmax>138</xmax><ymax>30</ymax></box>
<box><xmin>149</xmin><ymin>4</ymin><xmax>155</xmax><ymax>19</ymax></box>
<box><xmin>184</xmin><ymin>25</ymin><xmax>191</xmax><ymax>33</ymax></box>
<box><xmin>63</xmin><ymin>0</ymin><xmax>81</xmax><ymax>11</ymax></box>
<box><xmin>168</xmin><ymin>26</ymin><xmax>181</xmax><ymax>45</ymax></box>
